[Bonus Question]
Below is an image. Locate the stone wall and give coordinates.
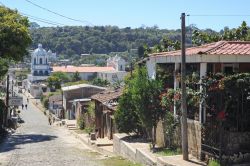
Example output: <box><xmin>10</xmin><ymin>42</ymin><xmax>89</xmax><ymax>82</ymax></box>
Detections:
<box><xmin>173</xmin><ymin>119</ymin><xmax>201</xmax><ymax>158</ymax></box>
<box><xmin>156</xmin><ymin>119</ymin><xmax>166</xmax><ymax>147</ymax></box>
<box><xmin>187</xmin><ymin>119</ymin><xmax>201</xmax><ymax>158</ymax></box>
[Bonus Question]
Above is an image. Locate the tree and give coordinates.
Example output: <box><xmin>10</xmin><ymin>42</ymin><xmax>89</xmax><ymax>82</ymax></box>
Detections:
<box><xmin>0</xmin><ymin>6</ymin><xmax>32</xmax><ymax>77</ymax></box>
<box><xmin>47</xmin><ymin>76</ymin><xmax>61</xmax><ymax>90</ymax></box>
<box><xmin>71</xmin><ymin>71</ymin><xmax>81</xmax><ymax>82</ymax></box>
<box><xmin>115</xmin><ymin>85</ymin><xmax>142</xmax><ymax>134</ymax></box>
<box><xmin>47</xmin><ymin>72</ymin><xmax>69</xmax><ymax>90</ymax></box>
<box><xmin>91</xmin><ymin>78</ymin><xmax>109</xmax><ymax>87</ymax></box>
<box><xmin>52</xmin><ymin>72</ymin><xmax>69</xmax><ymax>82</ymax></box>
<box><xmin>132</xmin><ymin>66</ymin><xmax>164</xmax><ymax>149</ymax></box>
<box><xmin>115</xmin><ymin>66</ymin><xmax>164</xmax><ymax>149</ymax></box>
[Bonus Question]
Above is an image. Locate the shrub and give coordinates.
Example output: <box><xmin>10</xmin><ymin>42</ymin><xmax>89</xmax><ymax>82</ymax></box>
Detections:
<box><xmin>77</xmin><ymin>114</ymin><xmax>85</xmax><ymax>130</ymax></box>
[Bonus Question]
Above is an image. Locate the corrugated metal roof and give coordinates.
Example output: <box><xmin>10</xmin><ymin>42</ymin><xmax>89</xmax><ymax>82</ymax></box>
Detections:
<box><xmin>52</xmin><ymin>66</ymin><xmax>115</xmax><ymax>73</ymax></box>
<box><xmin>61</xmin><ymin>84</ymin><xmax>106</xmax><ymax>92</ymax></box>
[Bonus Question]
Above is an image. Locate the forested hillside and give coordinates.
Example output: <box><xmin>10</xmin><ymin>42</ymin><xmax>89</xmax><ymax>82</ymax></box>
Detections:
<box><xmin>30</xmin><ymin>22</ymin><xmax>250</xmax><ymax>58</ymax></box>
<box><xmin>30</xmin><ymin>25</ymin><xmax>187</xmax><ymax>55</ymax></box>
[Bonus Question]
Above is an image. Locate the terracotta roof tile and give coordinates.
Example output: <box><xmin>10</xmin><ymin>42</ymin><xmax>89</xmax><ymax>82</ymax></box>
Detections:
<box><xmin>91</xmin><ymin>88</ymin><xmax>123</xmax><ymax>103</ymax></box>
<box><xmin>52</xmin><ymin>66</ymin><xmax>115</xmax><ymax>73</ymax></box>
<box><xmin>151</xmin><ymin>41</ymin><xmax>250</xmax><ymax>57</ymax></box>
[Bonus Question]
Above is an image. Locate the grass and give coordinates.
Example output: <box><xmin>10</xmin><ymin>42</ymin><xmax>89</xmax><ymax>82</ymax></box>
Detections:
<box><xmin>208</xmin><ymin>159</ymin><xmax>220</xmax><ymax>166</ymax></box>
<box><xmin>155</xmin><ymin>148</ymin><xmax>181</xmax><ymax>156</ymax></box>
<box><xmin>101</xmin><ymin>156</ymin><xmax>141</xmax><ymax>166</ymax></box>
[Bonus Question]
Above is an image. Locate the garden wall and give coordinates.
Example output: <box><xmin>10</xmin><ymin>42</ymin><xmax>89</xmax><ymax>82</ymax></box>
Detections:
<box><xmin>173</xmin><ymin>119</ymin><xmax>201</xmax><ymax>158</ymax></box>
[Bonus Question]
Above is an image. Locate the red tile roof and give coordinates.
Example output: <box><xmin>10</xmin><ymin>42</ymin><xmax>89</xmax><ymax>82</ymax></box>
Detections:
<box><xmin>151</xmin><ymin>41</ymin><xmax>250</xmax><ymax>57</ymax></box>
<box><xmin>52</xmin><ymin>66</ymin><xmax>115</xmax><ymax>73</ymax></box>
<box><xmin>91</xmin><ymin>88</ymin><xmax>123</xmax><ymax>103</ymax></box>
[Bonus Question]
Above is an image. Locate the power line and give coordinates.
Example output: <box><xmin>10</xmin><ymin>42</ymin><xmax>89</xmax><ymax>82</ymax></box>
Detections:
<box><xmin>21</xmin><ymin>12</ymin><xmax>66</xmax><ymax>26</ymax></box>
<box><xmin>0</xmin><ymin>1</ymin><xmax>65</xmax><ymax>26</ymax></box>
<box><xmin>188</xmin><ymin>14</ymin><xmax>250</xmax><ymax>17</ymax></box>
<box><xmin>24</xmin><ymin>0</ymin><xmax>93</xmax><ymax>26</ymax></box>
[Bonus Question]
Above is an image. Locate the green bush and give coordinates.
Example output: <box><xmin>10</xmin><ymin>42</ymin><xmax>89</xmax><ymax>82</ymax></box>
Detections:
<box><xmin>77</xmin><ymin>114</ymin><xmax>85</xmax><ymax>130</ymax></box>
<box><xmin>208</xmin><ymin>159</ymin><xmax>220</xmax><ymax>166</ymax></box>
<box><xmin>42</xmin><ymin>97</ymin><xmax>49</xmax><ymax>109</ymax></box>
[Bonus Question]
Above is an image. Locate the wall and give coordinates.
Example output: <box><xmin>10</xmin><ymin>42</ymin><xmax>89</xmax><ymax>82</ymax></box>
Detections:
<box><xmin>173</xmin><ymin>119</ymin><xmax>201</xmax><ymax>158</ymax></box>
<box><xmin>187</xmin><ymin>119</ymin><xmax>201</xmax><ymax>158</ymax></box>
<box><xmin>156</xmin><ymin>119</ymin><xmax>166</xmax><ymax>147</ymax></box>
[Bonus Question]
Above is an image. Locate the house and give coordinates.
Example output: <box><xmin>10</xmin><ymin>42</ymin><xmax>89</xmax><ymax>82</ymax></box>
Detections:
<box><xmin>61</xmin><ymin>84</ymin><xmax>106</xmax><ymax>120</ymax></box>
<box><xmin>145</xmin><ymin>41</ymin><xmax>250</xmax><ymax>161</ymax></box>
<box><xmin>97</xmin><ymin>70</ymin><xmax>128</xmax><ymax>84</ymax></box>
<box><xmin>97</xmin><ymin>55</ymin><xmax>128</xmax><ymax>84</ymax></box>
<box><xmin>52</xmin><ymin>66</ymin><xmax>115</xmax><ymax>80</ymax></box>
<box><xmin>48</xmin><ymin>94</ymin><xmax>63</xmax><ymax>118</ymax></box>
<box><xmin>91</xmin><ymin>88</ymin><xmax>123</xmax><ymax>139</ymax></box>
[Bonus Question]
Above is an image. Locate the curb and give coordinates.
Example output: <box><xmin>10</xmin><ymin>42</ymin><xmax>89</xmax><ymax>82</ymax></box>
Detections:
<box><xmin>69</xmin><ymin>129</ymin><xmax>115</xmax><ymax>157</ymax></box>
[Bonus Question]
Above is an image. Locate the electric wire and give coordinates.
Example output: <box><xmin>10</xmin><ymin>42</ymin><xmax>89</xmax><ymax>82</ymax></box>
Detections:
<box><xmin>21</xmin><ymin>12</ymin><xmax>66</xmax><ymax>26</ymax></box>
<box><xmin>188</xmin><ymin>14</ymin><xmax>250</xmax><ymax>17</ymax></box>
<box><xmin>24</xmin><ymin>0</ymin><xmax>93</xmax><ymax>26</ymax></box>
<box><xmin>0</xmin><ymin>1</ymin><xmax>65</xmax><ymax>26</ymax></box>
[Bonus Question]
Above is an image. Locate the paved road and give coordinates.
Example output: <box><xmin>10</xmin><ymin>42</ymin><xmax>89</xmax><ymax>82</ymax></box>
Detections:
<box><xmin>0</xmin><ymin>93</ymin><xmax>104</xmax><ymax>166</ymax></box>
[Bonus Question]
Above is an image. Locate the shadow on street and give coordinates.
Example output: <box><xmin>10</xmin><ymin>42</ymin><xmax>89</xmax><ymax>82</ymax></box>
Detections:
<box><xmin>0</xmin><ymin>134</ymin><xmax>57</xmax><ymax>153</ymax></box>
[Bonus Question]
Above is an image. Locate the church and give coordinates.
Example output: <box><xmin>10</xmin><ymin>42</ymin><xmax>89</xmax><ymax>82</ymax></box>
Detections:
<box><xmin>28</xmin><ymin>43</ymin><xmax>51</xmax><ymax>82</ymax></box>
<box><xmin>26</xmin><ymin>44</ymin><xmax>54</xmax><ymax>98</ymax></box>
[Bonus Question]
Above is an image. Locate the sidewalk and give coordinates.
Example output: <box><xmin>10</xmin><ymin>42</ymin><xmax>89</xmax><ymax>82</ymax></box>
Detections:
<box><xmin>113</xmin><ymin>133</ymin><xmax>206</xmax><ymax>166</ymax></box>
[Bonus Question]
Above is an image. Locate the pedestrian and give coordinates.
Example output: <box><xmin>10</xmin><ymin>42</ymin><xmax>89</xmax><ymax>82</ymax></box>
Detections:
<box><xmin>27</xmin><ymin>98</ymin><xmax>29</xmax><ymax>103</ymax></box>
<box><xmin>22</xmin><ymin>104</ymin><xmax>24</xmax><ymax>110</ymax></box>
<box><xmin>48</xmin><ymin>117</ymin><xmax>52</xmax><ymax>125</ymax></box>
<box><xmin>25</xmin><ymin>104</ymin><xmax>27</xmax><ymax>109</ymax></box>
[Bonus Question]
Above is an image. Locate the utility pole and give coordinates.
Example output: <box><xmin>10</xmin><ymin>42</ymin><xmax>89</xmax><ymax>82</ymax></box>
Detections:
<box><xmin>5</xmin><ymin>75</ymin><xmax>9</xmax><ymax>127</ymax></box>
<box><xmin>181</xmin><ymin>12</ymin><xmax>189</xmax><ymax>160</ymax></box>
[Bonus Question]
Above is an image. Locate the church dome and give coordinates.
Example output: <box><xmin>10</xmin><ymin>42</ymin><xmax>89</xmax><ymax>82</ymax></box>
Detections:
<box><xmin>33</xmin><ymin>44</ymin><xmax>47</xmax><ymax>56</ymax></box>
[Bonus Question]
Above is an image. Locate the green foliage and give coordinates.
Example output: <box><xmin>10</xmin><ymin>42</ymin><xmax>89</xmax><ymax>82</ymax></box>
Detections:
<box><xmin>47</xmin><ymin>72</ymin><xmax>69</xmax><ymax>89</ymax></box>
<box><xmin>42</xmin><ymin>97</ymin><xmax>49</xmax><ymax>109</ymax></box>
<box><xmin>155</xmin><ymin>147</ymin><xmax>181</xmax><ymax>156</ymax></box>
<box><xmin>0</xmin><ymin>6</ymin><xmax>32</xmax><ymax>61</ymax></box>
<box><xmin>30</xmin><ymin>25</ymin><xmax>188</xmax><ymax>57</ymax></box>
<box><xmin>192</xmin><ymin>21</ymin><xmax>250</xmax><ymax>45</ymax></box>
<box><xmin>63</xmin><ymin>80</ymin><xmax>89</xmax><ymax>87</ymax></box>
<box><xmin>0</xmin><ymin>6</ymin><xmax>31</xmax><ymax>77</ymax></box>
<box><xmin>208</xmin><ymin>159</ymin><xmax>220</xmax><ymax>166</ymax></box>
<box><xmin>115</xmin><ymin>90</ymin><xmax>141</xmax><ymax>134</ymax></box>
<box><xmin>91</xmin><ymin>78</ymin><xmax>109</xmax><ymax>87</ymax></box>
<box><xmin>71</xmin><ymin>71</ymin><xmax>81</xmax><ymax>82</ymax></box>
<box><xmin>115</xmin><ymin>66</ymin><xmax>164</xmax><ymax>143</ymax></box>
<box><xmin>77</xmin><ymin>113</ymin><xmax>85</xmax><ymax>130</ymax></box>
<box><xmin>0</xmin><ymin>59</ymin><xmax>9</xmax><ymax>79</ymax></box>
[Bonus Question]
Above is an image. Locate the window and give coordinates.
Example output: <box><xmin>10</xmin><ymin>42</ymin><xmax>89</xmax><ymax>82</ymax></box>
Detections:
<box><xmin>39</xmin><ymin>70</ymin><xmax>43</xmax><ymax>76</ymax></box>
<box><xmin>46</xmin><ymin>58</ymin><xmax>47</xmax><ymax>64</ymax></box>
<box><xmin>34</xmin><ymin>58</ymin><xmax>36</xmax><ymax>64</ymax></box>
<box><xmin>40</xmin><ymin>58</ymin><xmax>42</xmax><ymax>64</ymax></box>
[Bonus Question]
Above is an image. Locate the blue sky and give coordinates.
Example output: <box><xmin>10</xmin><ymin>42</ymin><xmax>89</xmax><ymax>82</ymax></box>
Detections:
<box><xmin>2</xmin><ymin>0</ymin><xmax>250</xmax><ymax>31</ymax></box>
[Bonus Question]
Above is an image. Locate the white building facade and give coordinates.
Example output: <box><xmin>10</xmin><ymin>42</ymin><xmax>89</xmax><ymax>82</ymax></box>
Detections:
<box><xmin>98</xmin><ymin>55</ymin><xmax>128</xmax><ymax>84</ymax></box>
<box><xmin>28</xmin><ymin>44</ymin><xmax>51</xmax><ymax>82</ymax></box>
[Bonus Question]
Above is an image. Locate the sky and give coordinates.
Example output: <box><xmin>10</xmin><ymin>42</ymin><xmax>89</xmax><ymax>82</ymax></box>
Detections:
<box><xmin>2</xmin><ymin>0</ymin><xmax>250</xmax><ymax>31</ymax></box>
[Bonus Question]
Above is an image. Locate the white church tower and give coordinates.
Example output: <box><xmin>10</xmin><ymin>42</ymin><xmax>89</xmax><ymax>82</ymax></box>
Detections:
<box><xmin>28</xmin><ymin>44</ymin><xmax>50</xmax><ymax>82</ymax></box>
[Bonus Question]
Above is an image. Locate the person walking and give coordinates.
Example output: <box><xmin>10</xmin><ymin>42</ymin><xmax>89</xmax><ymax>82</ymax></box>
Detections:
<box><xmin>22</xmin><ymin>104</ymin><xmax>24</xmax><ymax>110</ymax></box>
<box><xmin>25</xmin><ymin>104</ymin><xmax>27</xmax><ymax>109</ymax></box>
<box><xmin>27</xmin><ymin>98</ymin><xmax>29</xmax><ymax>103</ymax></box>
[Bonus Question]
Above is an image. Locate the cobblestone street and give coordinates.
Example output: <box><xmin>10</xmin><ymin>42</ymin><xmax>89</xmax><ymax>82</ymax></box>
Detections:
<box><xmin>0</xmin><ymin>94</ymin><xmax>104</xmax><ymax>166</ymax></box>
